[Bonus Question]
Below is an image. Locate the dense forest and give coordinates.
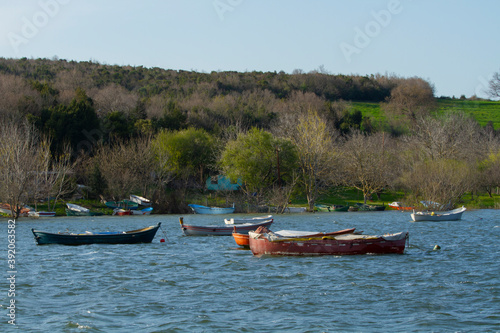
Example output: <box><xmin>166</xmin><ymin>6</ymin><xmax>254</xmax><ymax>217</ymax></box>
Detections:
<box><xmin>0</xmin><ymin>57</ymin><xmax>499</xmax><ymax>217</ymax></box>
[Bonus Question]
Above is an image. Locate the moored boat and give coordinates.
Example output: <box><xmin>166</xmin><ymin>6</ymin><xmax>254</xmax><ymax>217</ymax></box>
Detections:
<box><xmin>314</xmin><ymin>204</ymin><xmax>331</xmax><ymax>212</ymax></box>
<box><xmin>332</xmin><ymin>204</ymin><xmax>349</xmax><ymax>212</ymax></box>
<box><xmin>388</xmin><ymin>202</ymin><xmax>414</xmax><ymax>211</ymax></box>
<box><xmin>355</xmin><ymin>203</ymin><xmax>386</xmax><ymax>211</ymax></box>
<box><xmin>410</xmin><ymin>206</ymin><xmax>466</xmax><ymax>222</ymax></box>
<box><xmin>0</xmin><ymin>203</ymin><xmax>32</xmax><ymax>216</ymax></box>
<box><xmin>65</xmin><ymin>203</ymin><xmax>103</xmax><ymax>216</ymax></box>
<box><xmin>29</xmin><ymin>211</ymin><xmax>56</xmax><ymax>217</ymax></box>
<box><xmin>248</xmin><ymin>227</ymin><xmax>408</xmax><ymax>256</ymax></box>
<box><xmin>105</xmin><ymin>200</ymin><xmax>138</xmax><ymax>210</ymax></box>
<box><xmin>188</xmin><ymin>203</ymin><xmax>235</xmax><ymax>214</ymax></box>
<box><xmin>179</xmin><ymin>217</ymin><xmax>273</xmax><ymax>236</ymax></box>
<box><xmin>237</xmin><ymin>227</ymin><xmax>357</xmax><ymax>249</ymax></box>
<box><xmin>224</xmin><ymin>214</ymin><xmax>273</xmax><ymax>224</ymax></box>
<box><xmin>131</xmin><ymin>207</ymin><xmax>153</xmax><ymax>215</ymax></box>
<box><xmin>65</xmin><ymin>209</ymin><xmax>103</xmax><ymax>216</ymax></box>
<box><xmin>31</xmin><ymin>223</ymin><xmax>161</xmax><ymax>245</ymax></box>
<box><xmin>112</xmin><ymin>208</ymin><xmax>132</xmax><ymax>216</ymax></box>
<box><xmin>129</xmin><ymin>194</ymin><xmax>151</xmax><ymax>206</ymax></box>
<box><xmin>232</xmin><ymin>229</ymin><xmax>250</xmax><ymax>248</ymax></box>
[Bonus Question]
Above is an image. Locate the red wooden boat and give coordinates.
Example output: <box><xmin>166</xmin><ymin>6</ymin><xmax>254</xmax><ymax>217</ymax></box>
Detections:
<box><xmin>388</xmin><ymin>202</ymin><xmax>414</xmax><ymax>211</ymax></box>
<box><xmin>233</xmin><ymin>227</ymin><xmax>357</xmax><ymax>248</ymax></box>
<box><xmin>113</xmin><ymin>208</ymin><xmax>132</xmax><ymax>216</ymax></box>
<box><xmin>248</xmin><ymin>227</ymin><xmax>408</xmax><ymax>256</ymax></box>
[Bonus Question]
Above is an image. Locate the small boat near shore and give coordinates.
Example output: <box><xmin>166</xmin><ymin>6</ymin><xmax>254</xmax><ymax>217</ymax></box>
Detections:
<box><xmin>188</xmin><ymin>203</ymin><xmax>235</xmax><ymax>214</ymax></box>
<box><xmin>410</xmin><ymin>206</ymin><xmax>466</xmax><ymax>222</ymax></box>
<box><xmin>31</xmin><ymin>223</ymin><xmax>161</xmax><ymax>245</ymax></box>
<box><xmin>355</xmin><ymin>203</ymin><xmax>385</xmax><ymax>211</ymax></box>
<box><xmin>314</xmin><ymin>204</ymin><xmax>331</xmax><ymax>212</ymax></box>
<box><xmin>105</xmin><ymin>200</ymin><xmax>138</xmax><ymax>210</ymax></box>
<box><xmin>224</xmin><ymin>214</ymin><xmax>273</xmax><ymax>224</ymax></box>
<box><xmin>248</xmin><ymin>227</ymin><xmax>408</xmax><ymax>256</ymax></box>
<box><xmin>332</xmin><ymin>204</ymin><xmax>349</xmax><ymax>212</ymax></box>
<box><xmin>388</xmin><ymin>202</ymin><xmax>414</xmax><ymax>211</ymax></box>
<box><xmin>65</xmin><ymin>203</ymin><xmax>103</xmax><ymax>216</ymax></box>
<box><xmin>29</xmin><ymin>211</ymin><xmax>56</xmax><ymax>217</ymax></box>
<box><xmin>129</xmin><ymin>194</ymin><xmax>151</xmax><ymax>206</ymax></box>
<box><xmin>112</xmin><ymin>208</ymin><xmax>132</xmax><ymax>216</ymax></box>
<box><xmin>131</xmin><ymin>207</ymin><xmax>153</xmax><ymax>215</ymax></box>
<box><xmin>179</xmin><ymin>217</ymin><xmax>273</xmax><ymax>236</ymax></box>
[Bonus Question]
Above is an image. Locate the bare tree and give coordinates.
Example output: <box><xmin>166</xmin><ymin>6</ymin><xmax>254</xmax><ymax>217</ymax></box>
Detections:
<box><xmin>286</xmin><ymin>110</ymin><xmax>339</xmax><ymax>211</ymax></box>
<box><xmin>92</xmin><ymin>137</ymin><xmax>156</xmax><ymax>200</ymax></box>
<box><xmin>92</xmin><ymin>84</ymin><xmax>139</xmax><ymax>117</ymax></box>
<box><xmin>35</xmin><ymin>142</ymin><xmax>75</xmax><ymax>212</ymax></box>
<box><xmin>488</xmin><ymin>70</ymin><xmax>500</xmax><ymax>98</ymax></box>
<box><xmin>0</xmin><ymin>121</ymin><xmax>42</xmax><ymax>218</ymax></box>
<box><xmin>340</xmin><ymin>131</ymin><xmax>395</xmax><ymax>203</ymax></box>
<box><xmin>382</xmin><ymin>77</ymin><xmax>436</xmax><ymax>123</ymax></box>
<box><xmin>397</xmin><ymin>112</ymin><xmax>486</xmax><ymax>208</ymax></box>
<box><xmin>409</xmin><ymin>112</ymin><xmax>485</xmax><ymax>161</ymax></box>
<box><xmin>399</xmin><ymin>158</ymin><xmax>474</xmax><ymax>210</ymax></box>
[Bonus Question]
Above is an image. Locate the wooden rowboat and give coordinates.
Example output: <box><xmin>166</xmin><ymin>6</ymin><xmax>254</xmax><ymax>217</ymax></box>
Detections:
<box><xmin>112</xmin><ymin>208</ymin><xmax>132</xmax><ymax>216</ymax></box>
<box><xmin>188</xmin><ymin>203</ymin><xmax>235</xmax><ymax>214</ymax></box>
<box><xmin>179</xmin><ymin>217</ymin><xmax>273</xmax><ymax>236</ymax></box>
<box><xmin>249</xmin><ymin>227</ymin><xmax>408</xmax><ymax>256</ymax></box>
<box><xmin>410</xmin><ymin>206</ymin><xmax>466</xmax><ymax>222</ymax></box>
<box><xmin>65</xmin><ymin>203</ymin><xmax>103</xmax><ymax>216</ymax></box>
<box><xmin>224</xmin><ymin>214</ymin><xmax>273</xmax><ymax>224</ymax></box>
<box><xmin>232</xmin><ymin>227</ymin><xmax>356</xmax><ymax>248</ymax></box>
<box><xmin>129</xmin><ymin>194</ymin><xmax>152</xmax><ymax>206</ymax></box>
<box><xmin>232</xmin><ymin>229</ymin><xmax>250</xmax><ymax>247</ymax></box>
<box><xmin>31</xmin><ymin>223</ymin><xmax>161</xmax><ymax>245</ymax></box>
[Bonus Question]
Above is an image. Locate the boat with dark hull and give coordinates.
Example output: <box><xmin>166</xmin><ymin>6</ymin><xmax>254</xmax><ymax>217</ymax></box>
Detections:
<box><xmin>32</xmin><ymin>223</ymin><xmax>161</xmax><ymax>245</ymax></box>
<box><xmin>179</xmin><ymin>217</ymin><xmax>273</xmax><ymax>236</ymax></box>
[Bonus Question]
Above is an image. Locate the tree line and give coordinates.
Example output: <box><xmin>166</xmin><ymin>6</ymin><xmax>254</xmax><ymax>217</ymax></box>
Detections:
<box><xmin>0</xmin><ymin>57</ymin><xmax>499</xmax><ymax>217</ymax></box>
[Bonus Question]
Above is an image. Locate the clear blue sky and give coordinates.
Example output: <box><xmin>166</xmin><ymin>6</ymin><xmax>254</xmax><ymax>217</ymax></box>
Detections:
<box><xmin>1</xmin><ymin>0</ymin><xmax>499</xmax><ymax>99</ymax></box>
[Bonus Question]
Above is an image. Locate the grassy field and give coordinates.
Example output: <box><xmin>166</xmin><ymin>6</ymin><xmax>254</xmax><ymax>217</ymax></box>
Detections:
<box><xmin>436</xmin><ymin>98</ymin><xmax>500</xmax><ymax>129</ymax></box>
<box><xmin>351</xmin><ymin>98</ymin><xmax>500</xmax><ymax>130</ymax></box>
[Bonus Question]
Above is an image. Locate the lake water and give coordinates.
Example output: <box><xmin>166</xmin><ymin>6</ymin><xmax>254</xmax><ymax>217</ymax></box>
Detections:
<box><xmin>1</xmin><ymin>210</ymin><xmax>499</xmax><ymax>332</ymax></box>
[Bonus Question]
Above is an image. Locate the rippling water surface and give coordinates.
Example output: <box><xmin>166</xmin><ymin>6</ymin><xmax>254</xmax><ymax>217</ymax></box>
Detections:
<box><xmin>1</xmin><ymin>210</ymin><xmax>499</xmax><ymax>332</ymax></box>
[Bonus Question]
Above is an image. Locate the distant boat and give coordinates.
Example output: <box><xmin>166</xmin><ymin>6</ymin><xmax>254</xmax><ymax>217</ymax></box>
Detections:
<box><xmin>129</xmin><ymin>195</ymin><xmax>151</xmax><ymax>206</ymax></box>
<box><xmin>355</xmin><ymin>203</ymin><xmax>385</xmax><ymax>211</ymax></box>
<box><xmin>112</xmin><ymin>208</ymin><xmax>132</xmax><ymax>216</ymax></box>
<box><xmin>411</xmin><ymin>206</ymin><xmax>466</xmax><ymax>222</ymax></box>
<box><xmin>332</xmin><ymin>204</ymin><xmax>349</xmax><ymax>212</ymax></box>
<box><xmin>249</xmin><ymin>228</ymin><xmax>408</xmax><ymax>256</ymax></box>
<box><xmin>0</xmin><ymin>203</ymin><xmax>31</xmax><ymax>216</ymax></box>
<box><xmin>314</xmin><ymin>204</ymin><xmax>331</xmax><ymax>212</ymax></box>
<box><xmin>224</xmin><ymin>214</ymin><xmax>273</xmax><ymax>224</ymax></box>
<box><xmin>105</xmin><ymin>200</ymin><xmax>138</xmax><ymax>210</ymax></box>
<box><xmin>131</xmin><ymin>207</ymin><xmax>153</xmax><ymax>215</ymax></box>
<box><xmin>29</xmin><ymin>211</ymin><xmax>56</xmax><ymax>217</ymax></box>
<box><xmin>179</xmin><ymin>217</ymin><xmax>273</xmax><ymax>236</ymax></box>
<box><xmin>65</xmin><ymin>203</ymin><xmax>103</xmax><ymax>216</ymax></box>
<box><xmin>188</xmin><ymin>203</ymin><xmax>235</xmax><ymax>214</ymax></box>
<box><xmin>283</xmin><ymin>207</ymin><xmax>307</xmax><ymax>213</ymax></box>
<box><xmin>31</xmin><ymin>223</ymin><xmax>161</xmax><ymax>245</ymax></box>
<box><xmin>388</xmin><ymin>202</ymin><xmax>414</xmax><ymax>211</ymax></box>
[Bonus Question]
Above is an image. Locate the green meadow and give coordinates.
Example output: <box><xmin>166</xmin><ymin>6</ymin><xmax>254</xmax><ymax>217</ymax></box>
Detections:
<box><xmin>351</xmin><ymin>98</ymin><xmax>500</xmax><ymax>130</ymax></box>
